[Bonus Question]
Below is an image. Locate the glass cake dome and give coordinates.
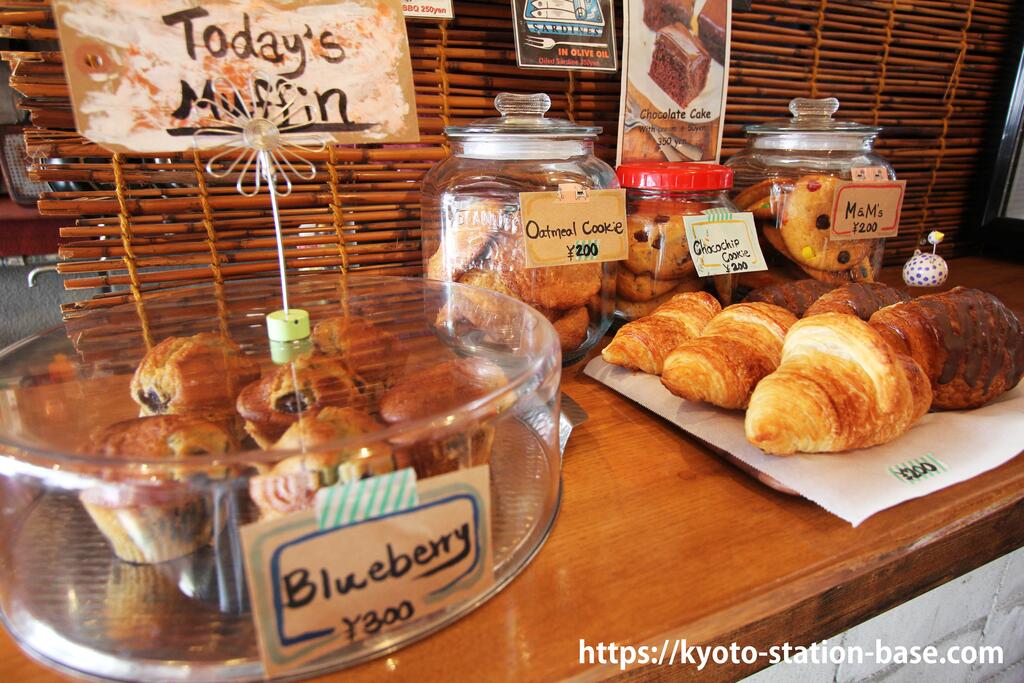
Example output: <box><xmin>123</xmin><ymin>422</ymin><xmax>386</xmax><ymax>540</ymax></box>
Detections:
<box><xmin>0</xmin><ymin>274</ymin><xmax>562</xmax><ymax>681</ymax></box>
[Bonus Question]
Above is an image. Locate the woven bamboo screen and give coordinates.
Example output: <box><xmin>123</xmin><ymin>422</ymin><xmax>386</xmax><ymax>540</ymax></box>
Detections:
<box><xmin>0</xmin><ymin>0</ymin><xmax>1015</xmax><ymax>316</ymax></box>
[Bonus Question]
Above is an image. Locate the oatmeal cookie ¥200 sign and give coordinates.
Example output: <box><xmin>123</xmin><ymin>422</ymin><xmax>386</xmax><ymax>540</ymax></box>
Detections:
<box><xmin>51</xmin><ymin>0</ymin><xmax>420</xmax><ymax>154</ymax></box>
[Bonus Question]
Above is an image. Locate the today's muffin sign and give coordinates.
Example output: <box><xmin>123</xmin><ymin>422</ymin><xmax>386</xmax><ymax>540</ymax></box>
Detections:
<box><xmin>51</xmin><ymin>0</ymin><xmax>420</xmax><ymax>153</ymax></box>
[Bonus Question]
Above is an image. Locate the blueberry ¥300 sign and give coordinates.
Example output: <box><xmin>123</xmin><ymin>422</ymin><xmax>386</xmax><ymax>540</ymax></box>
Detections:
<box><xmin>241</xmin><ymin>466</ymin><xmax>493</xmax><ymax>677</ymax></box>
<box><xmin>52</xmin><ymin>0</ymin><xmax>420</xmax><ymax>153</ymax></box>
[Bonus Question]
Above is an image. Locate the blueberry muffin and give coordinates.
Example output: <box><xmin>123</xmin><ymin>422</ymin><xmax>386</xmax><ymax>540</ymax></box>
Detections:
<box><xmin>236</xmin><ymin>353</ymin><xmax>363</xmax><ymax>448</ymax></box>
<box><xmin>248</xmin><ymin>406</ymin><xmax>393</xmax><ymax>521</ymax></box>
<box><xmin>130</xmin><ymin>333</ymin><xmax>259</xmax><ymax>439</ymax></box>
<box><xmin>379</xmin><ymin>358</ymin><xmax>505</xmax><ymax>478</ymax></box>
<box><xmin>81</xmin><ymin>415</ymin><xmax>233</xmax><ymax>564</ymax></box>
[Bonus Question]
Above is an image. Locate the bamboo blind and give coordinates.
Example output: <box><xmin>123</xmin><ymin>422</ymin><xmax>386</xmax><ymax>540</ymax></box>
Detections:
<box><xmin>0</xmin><ymin>0</ymin><xmax>1015</xmax><ymax>315</ymax></box>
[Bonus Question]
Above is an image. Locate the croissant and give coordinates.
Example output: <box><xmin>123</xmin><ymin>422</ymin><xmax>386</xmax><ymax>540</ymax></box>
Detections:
<box><xmin>742</xmin><ymin>279</ymin><xmax>836</xmax><ymax>317</ymax></box>
<box><xmin>804</xmin><ymin>282</ymin><xmax>910</xmax><ymax>320</ymax></box>
<box><xmin>661</xmin><ymin>302</ymin><xmax>797</xmax><ymax>409</ymax></box>
<box><xmin>601</xmin><ymin>291</ymin><xmax>721</xmax><ymax>374</ymax></box>
<box><xmin>745</xmin><ymin>313</ymin><xmax>932</xmax><ymax>454</ymax></box>
<box><xmin>868</xmin><ymin>287</ymin><xmax>1024</xmax><ymax>409</ymax></box>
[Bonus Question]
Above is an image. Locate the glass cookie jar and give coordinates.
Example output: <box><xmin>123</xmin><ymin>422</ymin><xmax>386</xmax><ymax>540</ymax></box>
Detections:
<box><xmin>421</xmin><ymin>92</ymin><xmax>619</xmax><ymax>364</ymax></box>
<box><xmin>725</xmin><ymin>97</ymin><xmax>895</xmax><ymax>297</ymax></box>
<box><xmin>615</xmin><ymin>162</ymin><xmax>736</xmax><ymax>319</ymax></box>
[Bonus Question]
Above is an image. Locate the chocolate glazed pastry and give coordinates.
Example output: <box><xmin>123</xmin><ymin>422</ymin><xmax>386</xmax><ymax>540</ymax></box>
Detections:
<box><xmin>804</xmin><ymin>282</ymin><xmax>910</xmax><ymax>320</ymax></box>
<box><xmin>742</xmin><ymin>279</ymin><xmax>837</xmax><ymax>317</ymax></box>
<box><xmin>868</xmin><ymin>287</ymin><xmax>1024</xmax><ymax>410</ymax></box>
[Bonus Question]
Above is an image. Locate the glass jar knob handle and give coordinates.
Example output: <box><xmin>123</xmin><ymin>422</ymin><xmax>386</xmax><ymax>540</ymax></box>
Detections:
<box><xmin>495</xmin><ymin>92</ymin><xmax>551</xmax><ymax>117</ymax></box>
<box><xmin>789</xmin><ymin>97</ymin><xmax>840</xmax><ymax>120</ymax></box>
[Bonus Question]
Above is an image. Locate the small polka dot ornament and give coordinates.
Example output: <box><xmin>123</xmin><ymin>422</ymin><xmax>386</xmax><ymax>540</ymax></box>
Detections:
<box><xmin>903</xmin><ymin>231</ymin><xmax>949</xmax><ymax>287</ymax></box>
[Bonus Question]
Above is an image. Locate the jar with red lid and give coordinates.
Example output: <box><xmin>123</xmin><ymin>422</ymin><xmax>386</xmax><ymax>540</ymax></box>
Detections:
<box><xmin>615</xmin><ymin>161</ymin><xmax>736</xmax><ymax>319</ymax></box>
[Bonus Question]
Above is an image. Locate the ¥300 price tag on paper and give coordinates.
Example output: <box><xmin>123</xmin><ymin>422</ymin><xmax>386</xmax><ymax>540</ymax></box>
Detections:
<box><xmin>683</xmin><ymin>210</ymin><xmax>767</xmax><ymax>276</ymax></box>
<box><xmin>519</xmin><ymin>184</ymin><xmax>628</xmax><ymax>268</ymax></box>
<box><xmin>241</xmin><ymin>466</ymin><xmax>493</xmax><ymax>677</ymax></box>
<box><xmin>829</xmin><ymin>180</ymin><xmax>906</xmax><ymax>241</ymax></box>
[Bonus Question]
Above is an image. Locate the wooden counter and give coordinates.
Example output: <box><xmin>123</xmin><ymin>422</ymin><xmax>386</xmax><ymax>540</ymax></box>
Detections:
<box><xmin>2</xmin><ymin>257</ymin><xmax>1023</xmax><ymax>682</ymax></box>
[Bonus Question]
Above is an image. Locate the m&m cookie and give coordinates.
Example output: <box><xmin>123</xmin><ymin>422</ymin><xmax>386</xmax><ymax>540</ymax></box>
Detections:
<box><xmin>779</xmin><ymin>175</ymin><xmax>872</xmax><ymax>272</ymax></box>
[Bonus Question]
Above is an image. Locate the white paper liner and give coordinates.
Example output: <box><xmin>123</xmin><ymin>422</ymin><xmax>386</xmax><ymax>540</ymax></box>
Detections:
<box><xmin>584</xmin><ymin>356</ymin><xmax>1024</xmax><ymax>526</ymax></box>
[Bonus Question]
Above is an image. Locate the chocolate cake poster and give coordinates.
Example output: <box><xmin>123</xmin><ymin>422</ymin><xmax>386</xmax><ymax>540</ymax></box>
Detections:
<box><xmin>617</xmin><ymin>0</ymin><xmax>731</xmax><ymax>164</ymax></box>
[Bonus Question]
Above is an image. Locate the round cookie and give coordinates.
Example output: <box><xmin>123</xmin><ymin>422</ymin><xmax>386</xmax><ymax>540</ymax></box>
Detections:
<box><xmin>779</xmin><ymin>175</ymin><xmax>873</xmax><ymax>272</ymax></box>
<box><xmin>734</xmin><ymin>179</ymin><xmax>777</xmax><ymax>221</ymax></box>
<box><xmin>458</xmin><ymin>268</ymin><xmax>517</xmax><ymax>298</ymax></box>
<box><xmin>489</xmin><ymin>233</ymin><xmax>602</xmax><ymax>310</ymax></box>
<box><xmin>760</xmin><ymin>225</ymin><xmax>793</xmax><ymax>259</ymax></box>
<box><xmin>550</xmin><ymin>307</ymin><xmax>590</xmax><ymax>351</ymax></box>
<box><xmin>624</xmin><ymin>214</ymin><xmax>693</xmax><ymax>279</ymax></box>
<box><xmin>617</xmin><ymin>269</ymin><xmax>684</xmax><ymax>302</ymax></box>
<box><xmin>796</xmin><ymin>255</ymin><xmax>875</xmax><ymax>284</ymax></box>
<box><xmin>437</xmin><ymin>268</ymin><xmax>521</xmax><ymax>333</ymax></box>
<box><xmin>426</xmin><ymin>223</ymin><xmax>493</xmax><ymax>282</ymax></box>
<box><xmin>616</xmin><ymin>278</ymin><xmax>704</xmax><ymax>319</ymax></box>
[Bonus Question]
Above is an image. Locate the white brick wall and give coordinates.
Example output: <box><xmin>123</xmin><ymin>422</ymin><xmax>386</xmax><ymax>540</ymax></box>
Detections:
<box><xmin>742</xmin><ymin>546</ymin><xmax>1024</xmax><ymax>683</ymax></box>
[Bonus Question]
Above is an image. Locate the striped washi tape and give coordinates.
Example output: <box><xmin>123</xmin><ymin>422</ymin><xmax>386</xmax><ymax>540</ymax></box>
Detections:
<box><xmin>314</xmin><ymin>467</ymin><xmax>419</xmax><ymax>529</ymax></box>
<box><xmin>702</xmin><ymin>208</ymin><xmax>732</xmax><ymax>222</ymax></box>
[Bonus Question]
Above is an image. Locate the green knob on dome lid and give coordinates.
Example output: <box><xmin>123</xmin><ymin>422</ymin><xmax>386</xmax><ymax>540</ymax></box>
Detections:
<box><xmin>266</xmin><ymin>308</ymin><xmax>310</xmax><ymax>342</ymax></box>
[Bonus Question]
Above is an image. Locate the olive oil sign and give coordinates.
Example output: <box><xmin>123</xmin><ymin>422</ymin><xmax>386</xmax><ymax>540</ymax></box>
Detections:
<box><xmin>51</xmin><ymin>0</ymin><xmax>419</xmax><ymax>153</ymax></box>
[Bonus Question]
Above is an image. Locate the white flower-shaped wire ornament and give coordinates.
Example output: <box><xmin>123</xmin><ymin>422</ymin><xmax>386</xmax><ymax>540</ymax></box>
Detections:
<box><xmin>191</xmin><ymin>73</ymin><xmax>329</xmax><ymax>317</ymax></box>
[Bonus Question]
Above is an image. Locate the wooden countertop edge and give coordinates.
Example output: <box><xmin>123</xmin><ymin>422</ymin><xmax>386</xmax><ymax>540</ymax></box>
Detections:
<box><xmin>576</xmin><ymin>489</ymin><xmax>1024</xmax><ymax>682</ymax></box>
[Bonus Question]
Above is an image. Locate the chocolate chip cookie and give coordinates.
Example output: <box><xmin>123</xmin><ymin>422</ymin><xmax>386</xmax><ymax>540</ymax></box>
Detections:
<box><xmin>617</xmin><ymin>268</ymin><xmax>686</xmax><ymax>302</ymax></box>
<box><xmin>624</xmin><ymin>214</ymin><xmax>695</xmax><ymax>279</ymax></box>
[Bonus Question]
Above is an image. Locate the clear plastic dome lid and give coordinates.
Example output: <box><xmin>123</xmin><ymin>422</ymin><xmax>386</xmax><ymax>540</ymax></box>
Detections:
<box><xmin>0</xmin><ymin>275</ymin><xmax>560</xmax><ymax>474</ymax></box>
<box><xmin>444</xmin><ymin>92</ymin><xmax>601</xmax><ymax>140</ymax></box>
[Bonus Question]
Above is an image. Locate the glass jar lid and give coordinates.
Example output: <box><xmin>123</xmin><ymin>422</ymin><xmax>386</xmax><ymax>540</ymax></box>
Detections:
<box><xmin>445</xmin><ymin>92</ymin><xmax>601</xmax><ymax>140</ymax></box>
<box><xmin>746</xmin><ymin>97</ymin><xmax>881</xmax><ymax>135</ymax></box>
<box><xmin>743</xmin><ymin>97</ymin><xmax>881</xmax><ymax>151</ymax></box>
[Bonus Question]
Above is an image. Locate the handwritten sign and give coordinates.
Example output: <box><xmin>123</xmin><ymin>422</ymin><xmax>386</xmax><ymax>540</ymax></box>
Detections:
<box><xmin>889</xmin><ymin>454</ymin><xmax>948</xmax><ymax>485</ymax></box>
<box><xmin>52</xmin><ymin>0</ymin><xmax>420</xmax><ymax>153</ymax></box>
<box><xmin>829</xmin><ymin>180</ymin><xmax>906</xmax><ymax>241</ymax></box>
<box><xmin>519</xmin><ymin>185</ymin><xmax>628</xmax><ymax>267</ymax></box>
<box><xmin>242</xmin><ymin>466</ymin><xmax>493</xmax><ymax>677</ymax></box>
<box><xmin>683</xmin><ymin>211</ymin><xmax>767</xmax><ymax>276</ymax></box>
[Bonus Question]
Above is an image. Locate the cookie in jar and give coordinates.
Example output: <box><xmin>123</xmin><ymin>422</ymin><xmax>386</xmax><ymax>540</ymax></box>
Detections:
<box><xmin>726</xmin><ymin>97</ymin><xmax>895</xmax><ymax>297</ymax></box>
<box><xmin>615</xmin><ymin>162</ymin><xmax>736</xmax><ymax>319</ymax></box>
<box><xmin>421</xmin><ymin>93</ymin><xmax>618</xmax><ymax>364</ymax></box>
